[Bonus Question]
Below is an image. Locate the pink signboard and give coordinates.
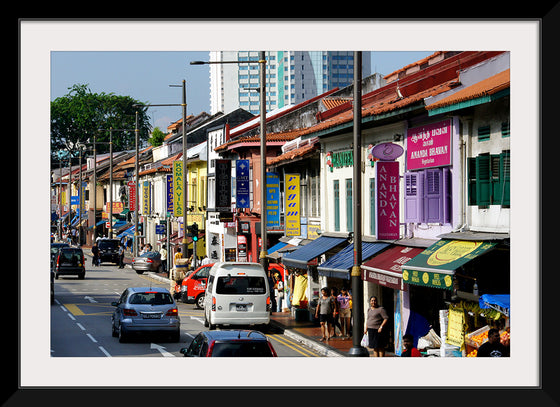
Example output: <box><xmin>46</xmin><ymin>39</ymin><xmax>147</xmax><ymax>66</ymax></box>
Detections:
<box><xmin>376</xmin><ymin>161</ymin><xmax>400</xmax><ymax>240</ymax></box>
<box><xmin>406</xmin><ymin>119</ymin><xmax>452</xmax><ymax>170</ymax></box>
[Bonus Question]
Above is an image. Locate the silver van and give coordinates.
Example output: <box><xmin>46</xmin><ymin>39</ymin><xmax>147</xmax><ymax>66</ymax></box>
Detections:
<box><xmin>203</xmin><ymin>262</ymin><xmax>270</xmax><ymax>330</ymax></box>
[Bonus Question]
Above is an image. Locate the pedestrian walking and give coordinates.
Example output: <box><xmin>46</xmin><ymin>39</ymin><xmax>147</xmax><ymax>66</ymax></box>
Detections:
<box><xmin>118</xmin><ymin>243</ymin><xmax>125</xmax><ymax>269</ymax></box>
<box><xmin>315</xmin><ymin>287</ymin><xmax>334</xmax><ymax>342</ymax></box>
<box><xmin>274</xmin><ymin>273</ymin><xmax>284</xmax><ymax>313</ymax></box>
<box><xmin>330</xmin><ymin>287</ymin><xmax>342</xmax><ymax>338</ymax></box>
<box><xmin>160</xmin><ymin>245</ymin><xmax>168</xmax><ymax>275</ymax></box>
<box><xmin>365</xmin><ymin>296</ymin><xmax>389</xmax><ymax>357</ymax></box>
<box><xmin>91</xmin><ymin>241</ymin><xmax>100</xmax><ymax>267</ymax></box>
<box><xmin>337</xmin><ymin>287</ymin><xmax>352</xmax><ymax>339</ymax></box>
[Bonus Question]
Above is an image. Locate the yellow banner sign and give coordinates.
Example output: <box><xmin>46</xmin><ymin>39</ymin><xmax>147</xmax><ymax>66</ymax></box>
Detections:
<box><xmin>173</xmin><ymin>160</ymin><xmax>184</xmax><ymax>217</ymax></box>
<box><xmin>285</xmin><ymin>174</ymin><xmax>300</xmax><ymax>236</ymax></box>
<box><xmin>446</xmin><ymin>307</ymin><xmax>466</xmax><ymax>349</ymax></box>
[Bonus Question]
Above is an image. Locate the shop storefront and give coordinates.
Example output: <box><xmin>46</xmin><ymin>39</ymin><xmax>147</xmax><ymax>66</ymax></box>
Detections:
<box><xmin>361</xmin><ymin>243</ymin><xmax>426</xmax><ymax>356</ymax></box>
<box><xmin>281</xmin><ymin>233</ymin><xmax>349</xmax><ymax>319</ymax></box>
<box><xmin>401</xmin><ymin>237</ymin><xmax>510</xmax><ymax>356</ymax></box>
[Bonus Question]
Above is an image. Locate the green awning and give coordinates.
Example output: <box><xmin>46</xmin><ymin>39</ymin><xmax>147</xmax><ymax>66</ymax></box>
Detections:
<box><xmin>401</xmin><ymin>239</ymin><xmax>498</xmax><ymax>290</ymax></box>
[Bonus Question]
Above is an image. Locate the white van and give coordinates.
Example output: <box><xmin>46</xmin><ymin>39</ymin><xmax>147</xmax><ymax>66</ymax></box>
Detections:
<box><xmin>203</xmin><ymin>262</ymin><xmax>270</xmax><ymax>330</ymax></box>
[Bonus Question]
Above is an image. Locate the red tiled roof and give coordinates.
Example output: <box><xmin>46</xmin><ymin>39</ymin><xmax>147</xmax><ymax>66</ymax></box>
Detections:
<box><xmin>267</xmin><ymin>142</ymin><xmax>319</xmax><ymax>166</ymax></box>
<box><xmin>426</xmin><ymin>69</ymin><xmax>510</xmax><ymax>110</ymax></box>
<box><xmin>215</xmin><ymin>129</ymin><xmax>302</xmax><ymax>152</ymax></box>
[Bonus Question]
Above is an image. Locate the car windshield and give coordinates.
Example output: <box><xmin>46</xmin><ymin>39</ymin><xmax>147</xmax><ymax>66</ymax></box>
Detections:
<box><xmin>211</xmin><ymin>341</ymin><xmax>273</xmax><ymax>357</ymax></box>
<box><xmin>216</xmin><ymin>276</ymin><xmax>266</xmax><ymax>295</ymax></box>
<box><xmin>98</xmin><ymin>240</ymin><xmax>119</xmax><ymax>250</ymax></box>
<box><xmin>140</xmin><ymin>251</ymin><xmax>158</xmax><ymax>258</ymax></box>
<box><xmin>129</xmin><ymin>292</ymin><xmax>173</xmax><ymax>305</ymax></box>
<box><xmin>58</xmin><ymin>249</ymin><xmax>83</xmax><ymax>265</ymax></box>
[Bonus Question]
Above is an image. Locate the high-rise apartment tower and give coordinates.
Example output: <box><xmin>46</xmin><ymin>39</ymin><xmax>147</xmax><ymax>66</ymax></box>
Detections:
<box><xmin>209</xmin><ymin>51</ymin><xmax>371</xmax><ymax>115</ymax></box>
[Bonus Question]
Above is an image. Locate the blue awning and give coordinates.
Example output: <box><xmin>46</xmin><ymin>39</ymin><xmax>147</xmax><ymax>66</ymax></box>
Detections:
<box><xmin>267</xmin><ymin>241</ymin><xmax>288</xmax><ymax>255</ymax></box>
<box><xmin>317</xmin><ymin>242</ymin><xmax>390</xmax><ymax>279</ymax></box>
<box><xmin>282</xmin><ymin>236</ymin><xmax>348</xmax><ymax>269</ymax></box>
<box><xmin>117</xmin><ymin>225</ymin><xmax>135</xmax><ymax>238</ymax></box>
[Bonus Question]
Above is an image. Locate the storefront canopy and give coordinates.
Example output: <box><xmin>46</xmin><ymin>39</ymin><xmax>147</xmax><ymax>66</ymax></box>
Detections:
<box><xmin>401</xmin><ymin>239</ymin><xmax>498</xmax><ymax>290</ymax></box>
<box><xmin>318</xmin><ymin>242</ymin><xmax>389</xmax><ymax>280</ymax></box>
<box><xmin>362</xmin><ymin>245</ymin><xmax>425</xmax><ymax>290</ymax></box>
<box><xmin>479</xmin><ymin>294</ymin><xmax>510</xmax><ymax>317</ymax></box>
<box><xmin>282</xmin><ymin>235</ymin><xmax>348</xmax><ymax>269</ymax></box>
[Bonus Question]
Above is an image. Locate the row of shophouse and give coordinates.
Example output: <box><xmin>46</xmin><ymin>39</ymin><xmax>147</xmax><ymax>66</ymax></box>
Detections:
<box><xmin>51</xmin><ymin>50</ymin><xmax>511</xmax><ymax>356</ymax></box>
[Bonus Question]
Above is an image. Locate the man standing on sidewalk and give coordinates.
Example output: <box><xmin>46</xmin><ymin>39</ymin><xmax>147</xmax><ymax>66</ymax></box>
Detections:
<box><xmin>118</xmin><ymin>243</ymin><xmax>125</xmax><ymax>269</ymax></box>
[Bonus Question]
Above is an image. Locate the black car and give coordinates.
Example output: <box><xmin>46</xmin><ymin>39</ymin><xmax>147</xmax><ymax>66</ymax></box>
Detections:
<box><xmin>54</xmin><ymin>247</ymin><xmax>86</xmax><ymax>279</ymax></box>
<box><xmin>50</xmin><ymin>242</ymin><xmax>70</xmax><ymax>268</ymax></box>
<box><xmin>98</xmin><ymin>238</ymin><xmax>120</xmax><ymax>265</ymax></box>
<box><xmin>180</xmin><ymin>330</ymin><xmax>277</xmax><ymax>357</ymax></box>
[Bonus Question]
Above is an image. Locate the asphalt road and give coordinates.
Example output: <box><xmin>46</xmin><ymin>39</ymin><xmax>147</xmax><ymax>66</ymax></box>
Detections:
<box><xmin>50</xmin><ymin>260</ymin><xmax>320</xmax><ymax>358</ymax></box>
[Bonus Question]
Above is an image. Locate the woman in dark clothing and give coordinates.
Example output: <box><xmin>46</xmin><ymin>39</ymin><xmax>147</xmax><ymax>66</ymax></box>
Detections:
<box><xmin>364</xmin><ymin>296</ymin><xmax>389</xmax><ymax>357</ymax></box>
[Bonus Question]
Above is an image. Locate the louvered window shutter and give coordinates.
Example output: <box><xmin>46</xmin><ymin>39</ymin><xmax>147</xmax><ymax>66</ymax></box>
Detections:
<box><xmin>404</xmin><ymin>171</ymin><xmax>423</xmax><ymax>223</ymax></box>
<box><xmin>500</xmin><ymin>150</ymin><xmax>511</xmax><ymax>206</ymax></box>
<box><xmin>476</xmin><ymin>154</ymin><xmax>491</xmax><ymax>206</ymax></box>
<box><xmin>442</xmin><ymin>167</ymin><xmax>451</xmax><ymax>224</ymax></box>
<box><xmin>468</xmin><ymin>157</ymin><xmax>477</xmax><ymax>205</ymax></box>
<box><xmin>424</xmin><ymin>169</ymin><xmax>444</xmax><ymax>223</ymax></box>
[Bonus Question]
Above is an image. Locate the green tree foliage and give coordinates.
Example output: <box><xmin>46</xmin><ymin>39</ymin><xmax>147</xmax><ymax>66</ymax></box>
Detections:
<box><xmin>148</xmin><ymin>127</ymin><xmax>166</xmax><ymax>147</ymax></box>
<box><xmin>51</xmin><ymin>84</ymin><xmax>152</xmax><ymax>164</ymax></box>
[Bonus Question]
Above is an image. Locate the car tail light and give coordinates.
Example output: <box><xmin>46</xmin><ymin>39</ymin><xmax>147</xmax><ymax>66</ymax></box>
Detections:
<box><xmin>166</xmin><ymin>308</ymin><xmax>178</xmax><ymax>317</ymax></box>
<box><xmin>267</xmin><ymin>342</ymin><xmax>278</xmax><ymax>357</ymax></box>
<box><xmin>206</xmin><ymin>341</ymin><xmax>216</xmax><ymax>357</ymax></box>
<box><xmin>122</xmin><ymin>308</ymin><xmax>138</xmax><ymax>317</ymax></box>
<box><xmin>266</xmin><ymin>296</ymin><xmax>271</xmax><ymax>312</ymax></box>
<box><xmin>146</xmin><ymin>258</ymin><xmax>153</xmax><ymax>263</ymax></box>
<box><xmin>211</xmin><ymin>296</ymin><xmax>216</xmax><ymax>311</ymax></box>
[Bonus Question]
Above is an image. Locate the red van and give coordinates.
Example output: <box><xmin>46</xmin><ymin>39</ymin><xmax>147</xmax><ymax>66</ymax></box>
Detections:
<box><xmin>180</xmin><ymin>263</ymin><xmax>214</xmax><ymax>309</ymax></box>
<box><xmin>180</xmin><ymin>262</ymin><xmax>286</xmax><ymax>309</ymax></box>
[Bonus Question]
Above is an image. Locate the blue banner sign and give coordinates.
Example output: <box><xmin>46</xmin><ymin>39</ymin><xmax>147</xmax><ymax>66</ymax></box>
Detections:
<box><xmin>236</xmin><ymin>159</ymin><xmax>250</xmax><ymax>208</ymax></box>
<box><xmin>266</xmin><ymin>172</ymin><xmax>280</xmax><ymax>226</ymax></box>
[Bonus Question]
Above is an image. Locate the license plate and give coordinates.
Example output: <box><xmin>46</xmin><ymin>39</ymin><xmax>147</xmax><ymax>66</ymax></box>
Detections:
<box><xmin>142</xmin><ymin>313</ymin><xmax>162</xmax><ymax>319</ymax></box>
<box><xmin>236</xmin><ymin>304</ymin><xmax>247</xmax><ymax>312</ymax></box>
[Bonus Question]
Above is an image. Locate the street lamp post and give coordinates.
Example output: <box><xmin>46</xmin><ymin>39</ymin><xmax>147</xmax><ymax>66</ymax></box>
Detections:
<box><xmin>348</xmin><ymin>51</ymin><xmax>369</xmax><ymax>357</ymax></box>
<box><xmin>134</xmin><ymin>85</ymin><xmax>189</xmax><ymax>262</ymax></box>
<box><xmin>190</xmin><ymin>52</ymin><xmax>268</xmax><ymax>271</ymax></box>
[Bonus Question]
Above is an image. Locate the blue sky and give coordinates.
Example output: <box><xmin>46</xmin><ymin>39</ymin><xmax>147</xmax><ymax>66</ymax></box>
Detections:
<box><xmin>51</xmin><ymin>51</ymin><xmax>433</xmax><ymax>132</ymax></box>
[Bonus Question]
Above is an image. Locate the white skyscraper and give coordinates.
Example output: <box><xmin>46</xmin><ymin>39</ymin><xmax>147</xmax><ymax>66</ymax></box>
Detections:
<box><xmin>209</xmin><ymin>51</ymin><xmax>371</xmax><ymax>115</ymax></box>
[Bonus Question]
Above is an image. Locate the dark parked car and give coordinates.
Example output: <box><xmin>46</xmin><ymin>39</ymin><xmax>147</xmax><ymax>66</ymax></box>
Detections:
<box><xmin>50</xmin><ymin>242</ymin><xmax>70</xmax><ymax>268</ymax></box>
<box><xmin>180</xmin><ymin>330</ymin><xmax>277</xmax><ymax>357</ymax></box>
<box><xmin>54</xmin><ymin>247</ymin><xmax>86</xmax><ymax>279</ymax></box>
<box><xmin>132</xmin><ymin>251</ymin><xmax>162</xmax><ymax>274</ymax></box>
<box><xmin>98</xmin><ymin>238</ymin><xmax>120</xmax><ymax>265</ymax></box>
<box><xmin>111</xmin><ymin>287</ymin><xmax>180</xmax><ymax>343</ymax></box>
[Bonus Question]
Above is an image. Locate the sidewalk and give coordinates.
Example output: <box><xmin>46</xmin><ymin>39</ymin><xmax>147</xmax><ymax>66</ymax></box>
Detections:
<box><xmin>81</xmin><ymin>245</ymin><xmax>391</xmax><ymax>357</ymax></box>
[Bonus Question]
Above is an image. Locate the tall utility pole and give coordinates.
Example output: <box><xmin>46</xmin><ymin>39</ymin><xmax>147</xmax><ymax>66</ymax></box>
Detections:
<box><xmin>181</xmin><ymin>80</ymin><xmax>189</xmax><ymax>262</ymax></box>
<box><xmin>348</xmin><ymin>51</ymin><xmax>369</xmax><ymax>357</ymax></box>
<box><xmin>258</xmin><ymin>51</ymin><xmax>268</xmax><ymax>273</ymax></box>
<box><xmin>134</xmin><ymin>111</ymin><xmax>140</xmax><ymax>257</ymax></box>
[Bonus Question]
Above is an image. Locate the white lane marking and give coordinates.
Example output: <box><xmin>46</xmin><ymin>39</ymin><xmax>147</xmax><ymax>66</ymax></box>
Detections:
<box><xmin>67</xmin><ymin>313</ymin><xmax>76</xmax><ymax>321</ymax></box>
<box><xmin>76</xmin><ymin>323</ymin><xmax>86</xmax><ymax>331</ymax></box>
<box><xmin>98</xmin><ymin>346</ymin><xmax>111</xmax><ymax>357</ymax></box>
<box><xmin>86</xmin><ymin>333</ymin><xmax>98</xmax><ymax>343</ymax></box>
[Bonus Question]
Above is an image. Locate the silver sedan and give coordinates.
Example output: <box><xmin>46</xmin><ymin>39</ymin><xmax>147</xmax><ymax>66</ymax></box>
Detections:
<box><xmin>111</xmin><ymin>287</ymin><xmax>180</xmax><ymax>342</ymax></box>
<box><xmin>131</xmin><ymin>251</ymin><xmax>162</xmax><ymax>274</ymax></box>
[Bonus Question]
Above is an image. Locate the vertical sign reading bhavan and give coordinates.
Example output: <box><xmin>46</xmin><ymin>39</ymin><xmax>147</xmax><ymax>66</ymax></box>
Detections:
<box><xmin>173</xmin><ymin>160</ymin><xmax>183</xmax><ymax>217</ymax></box>
<box><xmin>215</xmin><ymin>160</ymin><xmax>232</xmax><ymax>212</ymax></box>
<box><xmin>376</xmin><ymin>161</ymin><xmax>400</xmax><ymax>239</ymax></box>
<box><xmin>285</xmin><ymin>174</ymin><xmax>300</xmax><ymax>236</ymax></box>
